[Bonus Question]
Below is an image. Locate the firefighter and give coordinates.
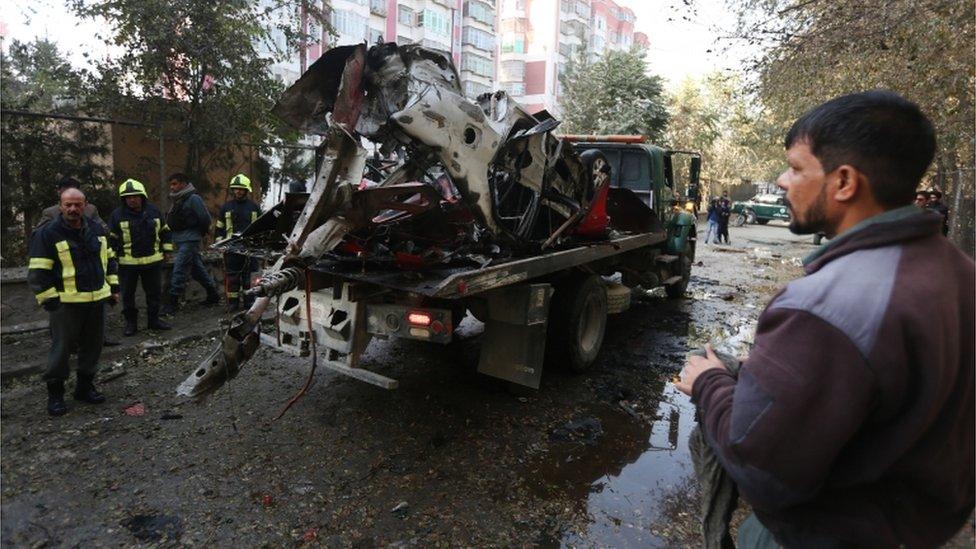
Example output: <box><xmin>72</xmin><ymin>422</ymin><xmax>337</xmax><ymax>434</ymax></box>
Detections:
<box><xmin>215</xmin><ymin>173</ymin><xmax>261</xmax><ymax>312</ymax></box>
<box><xmin>108</xmin><ymin>179</ymin><xmax>174</xmax><ymax>336</ymax></box>
<box><xmin>28</xmin><ymin>188</ymin><xmax>119</xmax><ymax>416</ymax></box>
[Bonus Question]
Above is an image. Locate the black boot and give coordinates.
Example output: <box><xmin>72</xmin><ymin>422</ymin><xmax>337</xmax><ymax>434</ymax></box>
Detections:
<box><xmin>148</xmin><ymin>315</ymin><xmax>171</xmax><ymax>330</ymax></box>
<box><xmin>160</xmin><ymin>294</ymin><xmax>178</xmax><ymax>316</ymax></box>
<box><xmin>73</xmin><ymin>373</ymin><xmax>106</xmax><ymax>404</ymax></box>
<box><xmin>123</xmin><ymin>313</ymin><xmax>138</xmax><ymax>337</ymax></box>
<box><xmin>203</xmin><ymin>285</ymin><xmax>221</xmax><ymax>305</ymax></box>
<box><xmin>47</xmin><ymin>380</ymin><xmax>67</xmax><ymax>416</ymax></box>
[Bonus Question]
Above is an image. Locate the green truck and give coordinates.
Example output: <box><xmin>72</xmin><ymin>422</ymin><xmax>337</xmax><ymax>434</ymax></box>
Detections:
<box><xmin>731</xmin><ymin>193</ymin><xmax>792</xmax><ymax>226</ymax></box>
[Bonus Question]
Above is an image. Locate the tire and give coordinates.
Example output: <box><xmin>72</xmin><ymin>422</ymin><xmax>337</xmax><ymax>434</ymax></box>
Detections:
<box><xmin>665</xmin><ymin>243</ymin><xmax>694</xmax><ymax>299</ymax></box>
<box><xmin>745</xmin><ymin>210</ymin><xmax>757</xmax><ymax>224</ymax></box>
<box><xmin>547</xmin><ymin>274</ymin><xmax>608</xmax><ymax>373</ymax></box>
<box><xmin>732</xmin><ymin>213</ymin><xmax>746</xmax><ymax>227</ymax></box>
<box><xmin>756</xmin><ymin>218</ymin><xmax>770</xmax><ymax>225</ymax></box>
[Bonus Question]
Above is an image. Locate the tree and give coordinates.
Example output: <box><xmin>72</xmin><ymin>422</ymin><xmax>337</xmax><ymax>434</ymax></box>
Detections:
<box><xmin>72</xmin><ymin>0</ymin><xmax>328</xmax><ymax>194</ymax></box>
<box><xmin>0</xmin><ymin>39</ymin><xmax>109</xmax><ymax>264</ymax></box>
<box><xmin>559</xmin><ymin>45</ymin><xmax>669</xmax><ymax>140</ymax></box>
<box><xmin>726</xmin><ymin>0</ymin><xmax>975</xmax><ymax>251</ymax></box>
<box><xmin>664</xmin><ymin>73</ymin><xmax>784</xmax><ymax>198</ymax></box>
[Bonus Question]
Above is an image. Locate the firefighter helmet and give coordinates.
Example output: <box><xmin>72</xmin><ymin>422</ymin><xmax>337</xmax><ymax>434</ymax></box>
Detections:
<box><xmin>118</xmin><ymin>178</ymin><xmax>148</xmax><ymax>198</ymax></box>
<box><xmin>229</xmin><ymin>173</ymin><xmax>252</xmax><ymax>192</ymax></box>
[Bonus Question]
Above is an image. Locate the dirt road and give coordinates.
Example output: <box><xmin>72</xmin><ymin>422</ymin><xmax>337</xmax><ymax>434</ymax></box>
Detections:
<box><xmin>2</xmin><ymin>223</ymin><xmax>970</xmax><ymax>547</ymax></box>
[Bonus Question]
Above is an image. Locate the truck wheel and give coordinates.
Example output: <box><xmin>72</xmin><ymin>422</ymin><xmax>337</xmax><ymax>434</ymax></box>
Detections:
<box><xmin>665</xmin><ymin>247</ymin><xmax>693</xmax><ymax>299</ymax></box>
<box><xmin>732</xmin><ymin>213</ymin><xmax>746</xmax><ymax>227</ymax></box>
<box><xmin>547</xmin><ymin>274</ymin><xmax>607</xmax><ymax>373</ymax></box>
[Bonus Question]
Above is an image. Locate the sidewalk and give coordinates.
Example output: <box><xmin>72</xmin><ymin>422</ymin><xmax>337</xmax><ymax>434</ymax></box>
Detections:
<box><xmin>0</xmin><ymin>301</ymin><xmax>230</xmax><ymax>382</ymax></box>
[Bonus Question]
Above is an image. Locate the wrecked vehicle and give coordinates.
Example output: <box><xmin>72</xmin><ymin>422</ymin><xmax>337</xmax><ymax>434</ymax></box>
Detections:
<box><xmin>177</xmin><ymin>43</ymin><xmax>699</xmax><ymax>399</ymax></box>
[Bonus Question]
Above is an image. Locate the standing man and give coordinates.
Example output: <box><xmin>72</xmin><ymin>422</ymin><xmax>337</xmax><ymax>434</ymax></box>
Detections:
<box><xmin>926</xmin><ymin>187</ymin><xmax>950</xmax><ymax>236</ymax></box>
<box><xmin>28</xmin><ymin>188</ymin><xmax>119</xmax><ymax>416</ymax></box>
<box><xmin>704</xmin><ymin>198</ymin><xmax>720</xmax><ymax>244</ymax></box>
<box><xmin>108</xmin><ymin>179</ymin><xmax>173</xmax><ymax>336</ymax></box>
<box><xmin>717</xmin><ymin>191</ymin><xmax>732</xmax><ymax>244</ymax></box>
<box><xmin>676</xmin><ymin>91</ymin><xmax>973</xmax><ymax>547</ymax></box>
<box><xmin>160</xmin><ymin>173</ymin><xmax>221</xmax><ymax>316</ymax></box>
<box><xmin>215</xmin><ymin>174</ymin><xmax>261</xmax><ymax>312</ymax></box>
<box><xmin>35</xmin><ymin>176</ymin><xmax>119</xmax><ymax>347</ymax></box>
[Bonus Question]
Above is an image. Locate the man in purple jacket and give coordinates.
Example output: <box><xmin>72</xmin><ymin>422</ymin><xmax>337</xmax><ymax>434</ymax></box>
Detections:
<box><xmin>676</xmin><ymin>90</ymin><xmax>974</xmax><ymax>547</ymax></box>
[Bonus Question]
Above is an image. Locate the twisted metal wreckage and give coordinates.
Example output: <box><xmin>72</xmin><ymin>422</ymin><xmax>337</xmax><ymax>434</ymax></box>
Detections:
<box><xmin>177</xmin><ymin>42</ymin><xmax>633</xmax><ymax>400</ymax></box>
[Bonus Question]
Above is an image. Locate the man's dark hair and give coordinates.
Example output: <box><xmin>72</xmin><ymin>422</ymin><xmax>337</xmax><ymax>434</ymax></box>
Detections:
<box><xmin>784</xmin><ymin>90</ymin><xmax>936</xmax><ymax>208</ymax></box>
<box><xmin>56</xmin><ymin>176</ymin><xmax>81</xmax><ymax>190</ymax></box>
<box><xmin>167</xmin><ymin>172</ymin><xmax>189</xmax><ymax>184</ymax></box>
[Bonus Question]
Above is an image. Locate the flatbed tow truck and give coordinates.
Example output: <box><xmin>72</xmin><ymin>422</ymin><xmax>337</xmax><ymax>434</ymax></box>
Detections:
<box><xmin>176</xmin><ymin>43</ymin><xmax>700</xmax><ymax>398</ymax></box>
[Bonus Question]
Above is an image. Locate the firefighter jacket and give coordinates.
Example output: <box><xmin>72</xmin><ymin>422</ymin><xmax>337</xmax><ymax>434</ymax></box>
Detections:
<box><xmin>108</xmin><ymin>201</ymin><xmax>174</xmax><ymax>266</ymax></box>
<box><xmin>28</xmin><ymin>215</ymin><xmax>119</xmax><ymax>305</ymax></box>
<box><xmin>216</xmin><ymin>198</ymin><xmax>261</xmax><ymax>239</ymax></box>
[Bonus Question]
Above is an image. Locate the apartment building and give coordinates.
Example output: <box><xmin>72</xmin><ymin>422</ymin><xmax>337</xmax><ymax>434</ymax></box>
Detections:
<box><xmin>496</xmin><ymin>0</ymin><xmax>640</xmax><ymax>115</ymax></box>
<box><xmin>264</xmin><ymin>1</ymin><xmax>497</xmax><ymax>99</ymax></box>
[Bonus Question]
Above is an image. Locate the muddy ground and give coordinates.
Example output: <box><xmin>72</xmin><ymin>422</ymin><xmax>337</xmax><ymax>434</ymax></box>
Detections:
<box><xmin>2</xmin><ymin>223</ymin><xmax>973</xmax><ymax>547</ymax></box>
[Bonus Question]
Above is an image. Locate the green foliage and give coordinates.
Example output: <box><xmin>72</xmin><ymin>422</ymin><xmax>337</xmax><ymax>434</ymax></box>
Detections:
<box><xmin>72</xmin><ymin>0</ymin><xmax>328</xmax><ymax>193</ymax></box>
<box><xmin>559</xmin><ymin>46</ymin><xmax>669</xmax><ymax>140</ymax></box>
<box><xmin>727</xmin><ymin>0</ymin><xmax>975</xmax><ymax>250</ymax></box>
<box><xmin>0</xmin><ymin>39</ymin><xmax>110</xmax><ymax>265</ymax></box>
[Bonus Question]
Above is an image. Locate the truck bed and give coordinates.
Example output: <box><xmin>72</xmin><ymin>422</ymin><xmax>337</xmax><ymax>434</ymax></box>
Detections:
<box><xmin>308</xmin><ymin>231</ymin><xmax>665</xmax><ymax>298</ymax></box>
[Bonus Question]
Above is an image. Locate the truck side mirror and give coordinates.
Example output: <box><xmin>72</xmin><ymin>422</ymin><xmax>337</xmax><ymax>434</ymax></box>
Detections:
<box><xmin>688</xmin><ymin>156</ymin><xmax>701</xmax><ymax>199</ymax></box>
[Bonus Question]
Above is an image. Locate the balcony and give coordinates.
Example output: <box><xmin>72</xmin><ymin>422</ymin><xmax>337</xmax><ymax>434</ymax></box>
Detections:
<box><xmin>369</xmin><ymin>0</ymin><xmax>386</xmax><ymax>16</ymax></box>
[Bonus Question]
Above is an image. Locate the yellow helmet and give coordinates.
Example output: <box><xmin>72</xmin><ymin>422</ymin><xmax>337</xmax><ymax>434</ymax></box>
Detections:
<box><xmin>118</xmin><ymin>178</ymin><xmax>148</xmax><ymax>198</ymax></box>
<box><xmin>229</xmin><ymin>173</ymin><xmax>252</xmax><ymax>192</ymax></box>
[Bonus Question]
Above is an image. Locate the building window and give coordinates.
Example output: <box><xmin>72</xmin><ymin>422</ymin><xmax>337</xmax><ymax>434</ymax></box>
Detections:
<box><xmin>462</xmin><ymin>26</ymin><xmax>495</xmax><ymax>51</ymax></box>
<box><xmin>502</xmin><ymin>82</ymin><xmax>525</xmax><ymax>96</ymax></box>
<box><xmin>369</xmin><ymin>0</ymin><xmax>387</xmax><ymax>16</ymax></box>
<box><xmin>500</xmin><ymin>33</ymin><xmax>524</xmax><ymax>53</ymax></box>
<box><xmin>500</xmin><ymin>59</ymin><xmax>524</xmax><ymax>80</ymax></box>
<box><xmin>398</xmin><ymin>5</ymin><xmax>414</xmax><ymax>26</ymax></box>
<box><xmin>369</xmin><ymin>28</ymin><xmax>383</xmax><ymax>44</ymax></box>
<box><xmin>463</xmin><ymin>80</ymin><xmax>492</xmax><ymax>98</ymax></box>
<box><xmin>462</xmin><ymin>52</ymin><xmax>495</xmax><ymax>78</ymax></box>
<box><xmin>330</xmin><ymin>9</ymin><xmax>368</xmax><ymax>40</ymax></box>
<box><xmin>422</xmin><ymin>9</ymin><xmax>451</xmax><ymax>36</ymax></box>
<box><xmin>464</xmin><ymin>1</ymin><xmax>495</xmax><ymax>26</ymax></box>
<box><xmin>592</xmin><ymin>35</ymin><xmax>604</xmax><ymax>51</ymax></box>
<box><xmin>575</xmin><ymin>2</ymin><xmax>589</xmax><ymax>18</ymax></box>
<box><xmin>595</xmin><ymin>16</ymin><xmax>605</xmax><ymax>31</ymax></box>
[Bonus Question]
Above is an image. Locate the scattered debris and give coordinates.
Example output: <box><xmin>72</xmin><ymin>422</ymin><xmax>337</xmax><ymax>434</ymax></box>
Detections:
<box><xmin>550</xmin><ymin>416</ymin><xmax>604</xmax><ymax>446</ymax></box>
<box><xmin>123</xmin><ymin>403</ymin><xmax>145</xmax><ymax>417</ymax></box>
<box><xmin>391</xmin><ymin>501</ymin><xmax>409</xmax><ymax>518</ymax></box>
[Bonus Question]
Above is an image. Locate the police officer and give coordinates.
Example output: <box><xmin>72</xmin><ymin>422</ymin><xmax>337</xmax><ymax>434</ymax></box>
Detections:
<box><xmin>215</xmin><ymin>174</ymin><xmax>261</xmax><ymax>312</ymax></box>
<box><xmin>108</xmin><ymin>179</ymin><xmax>174</xmax><ymax>336</ymax></box>
<box><xmin>28</xmin><ymin>188</ymin><xmax>119</xmax><ymax>416</ymax></box>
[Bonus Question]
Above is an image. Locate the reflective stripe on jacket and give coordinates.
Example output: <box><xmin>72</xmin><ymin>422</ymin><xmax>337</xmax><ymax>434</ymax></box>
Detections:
<box><xmin>215</xmin><ymin>199</ymin><xmax>261</xmax><ymax>239</ymax></box>
<box><xmin>108</xmin><ymin>202</ymin><xmax>173</xmax><ymax>266</ymax></box>
<box><xmin>28</xmin><ymin>215</ymin><xmax>119</xmax><ymax>304</ymax></box>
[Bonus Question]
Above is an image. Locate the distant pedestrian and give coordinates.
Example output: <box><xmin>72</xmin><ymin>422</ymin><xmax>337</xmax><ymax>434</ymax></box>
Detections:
<box><xmin>926</xmin><ymin>188</ymin><xmax>950</xmax><ymax>236</ymax></box>
<box><xmin>160</xmin><ymin>173</ymin><xmax>220</xmax><ymax>316</ymax></box>
<box><xmin>215</xmin><ymin>174</ymin><xmax>262</xmax><ymax>312</ymax></box>
<box><xmin>704</xmin><ymin>198</ymin><xmax>720</xmax><ymax>244</ymax></box>
<box><xmin>717</xmin><ymin>192</ymin><xmax>732</xmax><ymax>244</ymax></box>
<box><xmin>108</xmin><ymin>179</ymin><xmax>173</xmax><ymax>336</ymax></box>
<box><xmin>28</xmin><ymin>188</ymin><xmax>119</xmax><ymax>416</ymax></box>
<box><xmin>914</xmin><ymin>190</ymin><xmax>930</xmax><ymax>208</ymax></box>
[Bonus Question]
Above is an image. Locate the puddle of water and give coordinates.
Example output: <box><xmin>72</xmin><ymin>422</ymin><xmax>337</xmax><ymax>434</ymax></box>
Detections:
<box><xmin>558</xmin><ymin>385</ymin><xmax>698</xmax><ymax>547</ymax></box>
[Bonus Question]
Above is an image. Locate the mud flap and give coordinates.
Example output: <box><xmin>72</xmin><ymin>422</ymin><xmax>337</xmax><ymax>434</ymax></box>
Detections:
<box><xmin>477</xmin><ymin>283</ymin><xmax>553</xmax><ymax>389</ymax></box>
